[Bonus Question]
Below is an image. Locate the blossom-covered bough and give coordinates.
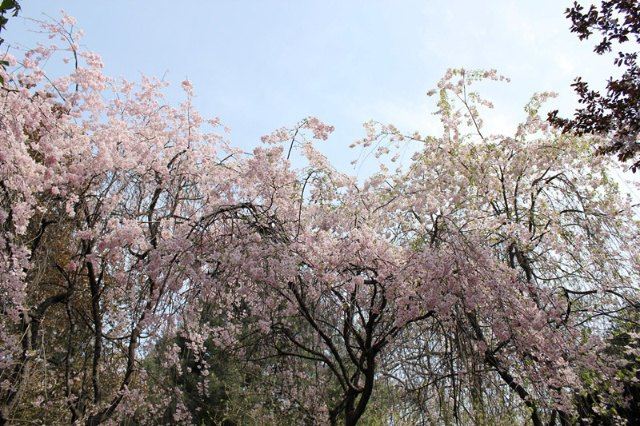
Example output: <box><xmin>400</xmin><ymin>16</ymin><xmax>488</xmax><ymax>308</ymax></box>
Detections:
<box><xmin>1</xmin><ymin>17</ymin><xmax>638</xmax><ymax>425</ymax></box>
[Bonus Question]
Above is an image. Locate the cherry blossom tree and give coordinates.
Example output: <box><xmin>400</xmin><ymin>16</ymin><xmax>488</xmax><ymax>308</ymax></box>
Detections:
<box><xmin>0</xmin><ymin>15</ymin><xmax>244</xmax><ymax>424</ymax></box>
<box><xmin>344</xmin><ymin>69</ymin><xmax>640</xmax><ymax>424</ymax></box>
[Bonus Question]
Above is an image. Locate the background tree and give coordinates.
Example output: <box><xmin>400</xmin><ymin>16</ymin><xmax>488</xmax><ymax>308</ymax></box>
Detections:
<box><xmin>548</xmin><ymin>0</ymin><xmax>640</xmax><ymax>170</ymax></box>
<box><xmin>0</xmin><ymin>0</ymin><xmax>20</xmax><ymax>46</ymax></box>
<box><xmin>574</xmin><ymin>314</ymin><xmax>640</xmax><ymax>424</ymax></box>
<box><xmin>0</xmin><ymin>0</ymin><xmax>19</xmax><ymax>86</ymax></box>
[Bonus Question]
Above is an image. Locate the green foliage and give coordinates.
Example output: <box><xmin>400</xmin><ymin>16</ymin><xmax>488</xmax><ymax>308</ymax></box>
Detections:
<box><xmin>0</xmin><ymin>0</ymin><xmax>20</xmax><ymax>84</ymax></box>
<box><xmin>0</xmin><ymin>0</ymin><xmax>20</xmax><ymax>44</ymax></box>
<box><xmin>576</xmin><ymin>310</ymin><xmax>640</xmax><ymax>425</ymax></box>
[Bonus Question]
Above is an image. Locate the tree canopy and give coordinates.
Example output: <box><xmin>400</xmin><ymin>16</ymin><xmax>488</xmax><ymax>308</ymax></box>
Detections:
<box><xmin>0</xmin><ymin>13</ymin><xmax>639</xmax><ymax>426</ymax></box>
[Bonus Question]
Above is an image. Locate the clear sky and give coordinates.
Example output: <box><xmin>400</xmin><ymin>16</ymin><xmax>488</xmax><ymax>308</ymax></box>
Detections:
<box><xmin>4</xmin><ymin>1</ymin><xmax>615</xmax><ymax>175</ymax></box>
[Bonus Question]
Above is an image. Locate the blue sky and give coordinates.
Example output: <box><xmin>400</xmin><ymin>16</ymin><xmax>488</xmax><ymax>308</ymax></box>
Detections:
<box><xmin>5</xmin><ymin>1</ymin><xmax>614</xmax><ymax>175</ymax></box>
